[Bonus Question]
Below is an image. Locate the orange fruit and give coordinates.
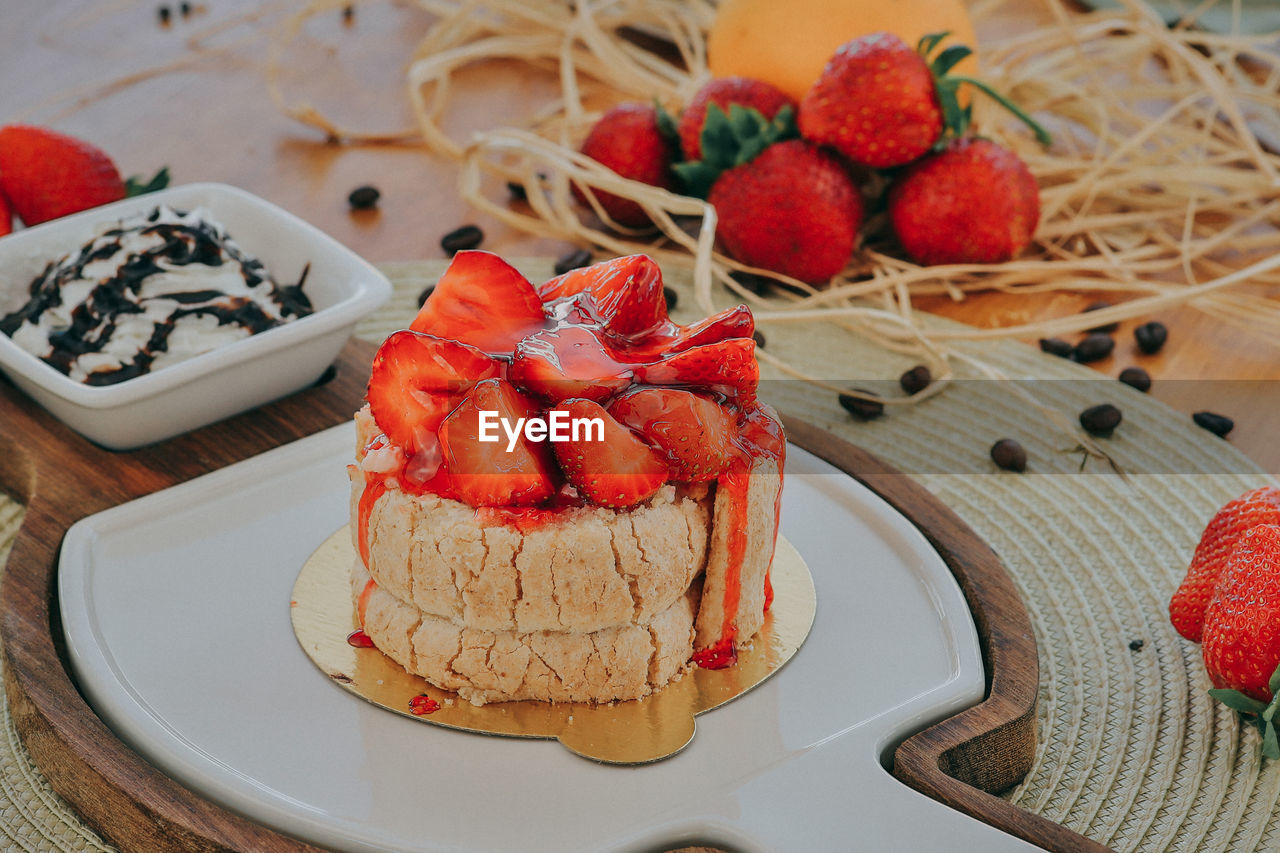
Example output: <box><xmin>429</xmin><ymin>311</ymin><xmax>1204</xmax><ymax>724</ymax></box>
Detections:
<box><xmin>707</xmin><ymin>0</ymin><xmax>979</xmax><ymax>102</ymax></box>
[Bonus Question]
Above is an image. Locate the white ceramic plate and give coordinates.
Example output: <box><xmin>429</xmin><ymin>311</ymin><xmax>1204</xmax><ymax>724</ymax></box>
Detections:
<box><xmin>59</xmin><ymin>425</ymin><xmax>1039</xmax><ymax>852</ymax></box>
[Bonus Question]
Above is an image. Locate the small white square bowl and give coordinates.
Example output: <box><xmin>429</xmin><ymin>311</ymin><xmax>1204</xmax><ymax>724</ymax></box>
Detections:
<box><xmin>0</xmin><ymin>183</ymin><xmax>390</xmax><ymax>450</ymax></box>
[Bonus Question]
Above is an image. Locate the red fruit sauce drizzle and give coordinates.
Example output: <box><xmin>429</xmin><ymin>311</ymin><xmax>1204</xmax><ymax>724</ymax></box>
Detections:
<box><xmin>346</xmin><ymin>630</ymin><xmax>375</xmax><ymax>648</ymax></box>
<box><xmin>357</xmin><ymin>475</ymin><xmax>387</xmax><ymax>569</ymax></box>
<box><xmin>691</xmin><ymin>464</ymin><xmax>749</xmax><ymax>670</ymax></box>
<box><xmin>357</xmin><ymin>578</ymin><xmax>376</xmax><ymax>627</ymax></box>
<box><xmin>691</xmin><ymin>409</ymin><xmax>786</xmax><ymax>669</ymax></box>
<box><xmin>409</xmin><ymin>694</ymin><xmax>441</xmax><ymax>715</ymax></box>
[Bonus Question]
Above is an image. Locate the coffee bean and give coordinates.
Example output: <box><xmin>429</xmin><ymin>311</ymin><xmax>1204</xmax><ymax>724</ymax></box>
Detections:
<box><xmin>416</xmin><ymin>285</ymin><xmax>434</xmax><ymax>307</ymax></box>
<box><xmin>553</xmin><ymin>248</ymin><xmax>592</xmax><ymax>275</ymax></box>
<box><xmin>990</xmin><ymin>438</ymin><xmax>1027</xmax><ymax>472</ymax></box>
<box><xmin>1073</xmin><ymin>332</ymin><xmax>1115</xmax><ymax>363</ymax></box>
<box><xmin>752</xmin><ymin>330</ymin><xmax>766</xmax><ymax>348</ymax></box>
<box><xmin>899</xmin><ymin>364</ymin><xmax>932</xmax><ymax>395</ymax></box>
<box><xmin>663</xmin><ymin>286</ymin><xmax>678</xmax><ymax>312</ymax></box>
<box><xmin>1134</xmin><ymin>321</ymin><xmax>1168</xmax><ymax>354</ymax></box>
<box><xmin>1039</xmin><ymin>337</ymin><xmax>1073</xmax><ymax>359</ymax></box>
<box><xmin>1080</xmin><ymin>403</ymin><xmax>1122</xmax><ymax>436</ymax></box>
<box><xmin>731</xmin><ymin>270</ymin><xmax>773</xmax><ymax>295</ymax></box>
<box><xmin>1118</xmin><ymin>366</ymin><xmax>1151</xmax><ymax>393</ymax></box>
<box><xmin>838</xmin><ymin>389</ymin><xmax>884</xmax><ymax>420</ymax></box>
<box><xmin>1193</xmin><ymin>411</ymin><xmax>1233</xmax><ymax>437</ymax></box>
<box><xmin>440</xmin><ymin>224</ymin><xmax>484</xmax><ymax>254</ymax></box>
<box><xmin>1082</xmin><ymin>301</ymin><xmax>1119</xmax><ymax>334</ymax></box>
<box><xmin>347</xmin><ymin>185</ymin><xmax>380</xmax><ymax>210</ymax></box>
<box><xmin>1128</xmin><ymin>639</ymin><xmax>1145</xmax><ymax>651</ymax></box>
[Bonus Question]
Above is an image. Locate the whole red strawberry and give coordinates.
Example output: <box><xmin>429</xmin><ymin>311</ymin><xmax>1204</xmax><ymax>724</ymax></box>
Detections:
<box><xmin>1171</xmin><ymin>486</ymin><xmax>1280</xmax><ymax>642</ymax></box>
<box><xmin>799</xmin><ymin>32</ymin><xmax>941</xmax><ymax>169</ymax></box>
<box><xmin>708</xmin><ymin>139</ymin><xmax>862</xmax><ymax>284</ymax></box>
<box><xmin>1201</xmin><ymin>523</ymin><xmax>1280</xmax><ymax>759</ymax></box>
<box><xmin>678</xmin><ymin>76</ymin><xmax>795</xmax><ymax>162</ymax></box>
<box><xmin>887</xmin><ymin>137</ymin><xmax>1039</xmax><ymax>265</ymax></box>
<box><xmin>799</xmin><ymin>31</ymin><xmax>1051</xmax><ymax>170</ymax></box>
<box><xmin>575</xmin><ymin>103</ymin><xmax>676</xmax><ymax>228</ymax></box>
<box><xmin>0</xmin><ymin>125</ymin><xmax>125</xmax><ymax>226</ymax></box>
<box><xmin>0</xmin><ymin>190</ymin><xmax>11</xmax><ymax>237</ymax></box>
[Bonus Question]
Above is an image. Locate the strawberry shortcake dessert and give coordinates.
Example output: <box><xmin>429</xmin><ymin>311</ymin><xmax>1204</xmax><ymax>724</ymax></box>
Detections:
<box><xmin>349</xmin><ymin>251</ymin><xmax>784</xmax><ymax>705</ymax></box>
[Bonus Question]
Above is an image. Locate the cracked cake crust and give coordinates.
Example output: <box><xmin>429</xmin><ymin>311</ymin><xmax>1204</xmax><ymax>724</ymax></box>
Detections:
<box><xmin>352</xmin><ymin>559</ymin><xmax>699</xmax><ymax>705</ymax></box>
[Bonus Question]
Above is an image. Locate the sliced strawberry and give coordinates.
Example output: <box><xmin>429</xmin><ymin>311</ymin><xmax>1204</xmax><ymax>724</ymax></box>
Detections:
<box><xmin>609</xmin><ymin>388</ymin><xmax>739</xmax><ymax>482</ymax></box>
<box><xmin>738</xmin><ymin>401</ymin><xmax>786</xmax><ymax>462</ymax></box>
<box><xmin>367</xmin><ymin>331</ymin><xmax>502</xmax><ymax>470</ymax></box>
<box><xmin>623</xmin><ymin>304</ymin><xmax>754</xmax><ymax>360</ymax></box>
<box><xmin>508</xmin><ymin>324</ymin><xmax>634</xmax><ymax>403</ymax></box>
<box><xmin>439</xmin><ymin>378</ymin><xmax>558</xmax><ymax>507</ymax></box>
<box><xmin>551</xmin><ymin>399</ymin><xmax>668</xmax><ymax>507</ymax></box>
<box><xmin>410</xmin><ymin>251</ymin><xmax>546</xmax><ymax>354</ymax></box>
<box><xmin>632</xmin><ymin>338</ymin><xmax>758</xmax><ymax>401</ymax></box>
<box><xmin>668</xmin><ymin>304</ymin><xmax>754</xmax><ymax>350</ymax></box>
<box><xmin>538</xmin><ymin>254</ymin><xmax>666</xmax><ymax>337</ymax></box>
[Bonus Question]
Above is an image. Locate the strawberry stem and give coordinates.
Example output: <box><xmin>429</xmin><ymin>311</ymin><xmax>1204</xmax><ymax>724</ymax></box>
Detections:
<box><xmin>948</xmin><ymin>76</ymin><xmax>1053</xmax><ymax>147</ymax></box>
<box><xmin>916</xmin><ymin>30</ymin><xmax>1052</xmax><ymax>148</ymax></box>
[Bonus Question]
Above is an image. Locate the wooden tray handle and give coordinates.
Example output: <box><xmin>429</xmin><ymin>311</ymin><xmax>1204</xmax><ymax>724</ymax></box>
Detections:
<box><xmin>782</xmin><ymin>417</ymin><xmax>1109</xmax><ymax>852</ymax></box>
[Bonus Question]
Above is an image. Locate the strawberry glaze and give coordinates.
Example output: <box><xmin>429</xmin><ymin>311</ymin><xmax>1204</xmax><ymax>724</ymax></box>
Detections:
<box><xmin>346</xmin><ymin>629</ymin><xmax>375</xmax><ymax>648</ymax></box>
<box><xmin>357</xmin><ymin>578</ymin><xmax>377</xmax><ymax>627</ymax></box>
<box><xmin>356</xmin><ymin>476</ymin><xmax>387</xmax><ymax>570</ymax></box>
<box><xmin>409</xmin><ymin>694</ymin><xmax>441</xmax><ymax>715</ymax></box>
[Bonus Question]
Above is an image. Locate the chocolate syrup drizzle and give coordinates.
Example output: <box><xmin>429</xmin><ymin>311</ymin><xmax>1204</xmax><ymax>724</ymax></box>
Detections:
<box><xmin>0</xmin><ymin>207</ymin><xmax>313</xmax><ymax>385</ymax></box>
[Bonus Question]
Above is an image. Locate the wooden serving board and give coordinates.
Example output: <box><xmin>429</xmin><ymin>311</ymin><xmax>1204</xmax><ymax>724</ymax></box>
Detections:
<box><xmin>0</xmin><ymin>339</ymin><xmax>1104</xmax><ymax>853</ymax></box>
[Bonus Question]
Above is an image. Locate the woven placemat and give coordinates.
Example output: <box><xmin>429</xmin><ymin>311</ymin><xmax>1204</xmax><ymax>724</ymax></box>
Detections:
<box><xmin>1</xmin><ymin>258</ymin><xmax>1277</xmax><ymax>852</ymax></box>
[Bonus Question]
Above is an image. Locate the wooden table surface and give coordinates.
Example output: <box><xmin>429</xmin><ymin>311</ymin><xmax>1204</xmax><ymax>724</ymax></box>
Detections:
<box><xmin>3</xmin><ymin>0</ymin><xmax>1279</xmax><ymax>474</ymax></box>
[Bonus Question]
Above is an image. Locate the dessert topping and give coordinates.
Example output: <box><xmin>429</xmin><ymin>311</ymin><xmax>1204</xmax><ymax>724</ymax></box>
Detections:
<box><xmin>367</xmin><ymin>330</ymin><xmax>502</xmax><ymax>462</ymax></box>
<box><xmin>509</xmin><ymin>325</ymin><xmax>633</xmax><ymax>403</ymax></box>
<box><xmin>439</xmin><ymin>378</ymin><xmax>558</xmax><ymax>506</ymax></box>
<box><xmin>550</xmin><ymin>399</ymin><xmax>668</xmax><ymax>508</ymax></box>
<box><xmin>609</xmin><ymin>388</ymin><xmax>737</xmax><ymax>483</ymax></box>
<box><xmin>409</xmin><ymin>250</ymin><xmax>546</xmax><ymax>354</ymax></box>
<box><xmin>0</xmin><ymin>205</ymin><xmax>311</xmax><ymax>385</ymax></box>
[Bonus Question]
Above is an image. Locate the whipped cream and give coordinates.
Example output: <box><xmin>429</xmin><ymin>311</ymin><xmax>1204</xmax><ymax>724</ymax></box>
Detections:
<box><xmin>0</xmin><ymin>205</ymin><xmax>312</xmax><ymax>385</ymax></box>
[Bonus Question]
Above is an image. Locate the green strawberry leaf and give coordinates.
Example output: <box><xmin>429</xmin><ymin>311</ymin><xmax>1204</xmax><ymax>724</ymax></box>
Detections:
<box><xmin>1270</xmin><ymin>659</ymin><xmax>1280</xmax><ymax>697</ymax></box>
<box><xmin>917</xmin><ymin>31</ymin><xmax>951</xmax><ymax>59</ymax></box>
<box><xmin>677</xmin><ymin>101</ymin><xmax>800</xmax><ymax>199</ymax></box>
<box><xmin>1265</xmin><ymin>720</ymin><xmax>1279</xmax><ymax>760</ymax></box>
<box><xmin>727</xmin><ymin>104</ymin><xmax>758</xmax><ymax>140</ymax></box>
<box><xmin>699</xmin><ymin>104</ymin><xmax>737</xmax><ymax>171</ymax></box>
<box><xmin>769</xmin><ymin>104</ymin><xmax>798</xmax><ymax>140</ymax></box>
<box><xmin>931</xmin><ymin>44</ymin><xmax>973</xmax><ymax>77</ymax></box>
<box><xmin>124</xmin><ymin>166</ymin><xmax>171</xmax><ymax>197</ymax></box>
<box><xmin>1209</xmin><ymin>688</ymin><xmax>1268</xmax><ymax>715</ymax></box>
<box><xmin>671</xmin><ymin>161</ymin><xmax>722</xmax><ymax>200</ymax></box>
<box><xmin>654</xmin><ymin>100</ymin><xmax>681</xmax><ymax>158</ymax></box>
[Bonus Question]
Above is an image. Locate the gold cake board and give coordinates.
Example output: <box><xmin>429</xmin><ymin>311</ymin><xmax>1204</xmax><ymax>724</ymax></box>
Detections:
<box><xmin>291</xmin><ymin>527</ymin><xmax>816</xmax><ymax>764</ymax></box>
